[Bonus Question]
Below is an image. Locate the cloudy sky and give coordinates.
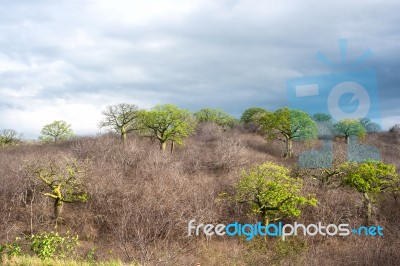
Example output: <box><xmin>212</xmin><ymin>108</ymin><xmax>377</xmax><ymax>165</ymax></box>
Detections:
<box><xmin>0</xmin><ymin>0</ymin><xmax>399</xmax><ymax>138</ymax></box>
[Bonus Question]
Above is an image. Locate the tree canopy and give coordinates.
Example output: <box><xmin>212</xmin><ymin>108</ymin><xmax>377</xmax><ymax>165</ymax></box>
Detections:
<box><xmin>138</xmin><ymin>104</ymin><xmax>196</xmax><ymax>152</ymax></box>
<box><xmin>359</xmin><ymin>118</ymin><xmax>381</xmax><ymax>133</ymax></box>
<box><xmin>235</xmin><ymin>162</ymin><xmax>317</xmax><ymax>224</ymax></box>
<box><xmin>259</xmin><ymin>107</ymin><xmax>317</xmax><ymax>158</ymax></box>
<box><xmin>38</xmin><ymin>121</ymin><xmax>74</xmax><ymax>143</ymax></box>
<box><xmin>194</xmin><ymin>108</ymin><xmax>237</xmax><ymax>129</ymax></box>
<box><xmin>334</xmin><ymin>119</ymin><xmax>366</xmax><ymax>143</ymax></box>
<box><xmin>240</xmin><ymin>107</ymin><xmax>269</xmax><ymax>123</ymax></box>
<box><xmin>339</xmin><ymin>160</ymin><xmax>399</xmax><ymax>224</ymax></box>
<box><xmin>312</xmin><ymin>113</ymin><xmax>332</xmax><ymax>122</ymax></box>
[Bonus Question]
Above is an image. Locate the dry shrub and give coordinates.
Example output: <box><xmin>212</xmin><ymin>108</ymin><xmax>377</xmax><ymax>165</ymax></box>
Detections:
<box><xmin>0</xmin><ymin>128</ymin><xmax>399</xmax><ymax>265</ymax></box>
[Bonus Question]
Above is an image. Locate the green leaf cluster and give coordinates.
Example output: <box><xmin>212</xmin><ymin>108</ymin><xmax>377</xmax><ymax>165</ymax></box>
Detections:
<box><xmin>240</xmin><ymin>107</ymin><xmax>269</xmax><ymax>123</ymax></box>
<box><xmin>194</xmin><ymin>108</ymin><xmax>237</xmax><ymax>129</ymax></box>
<box><xmin>259</xmin><ymin>107</ymin><xmax>317</xmax><ymax>141</ymax></box>
<box><xmin>339</xmin><ymin>160</ymin><xmax>399</xmax><ymax>194</ymax></box>
<box><xmin>333</xmin><ymin>119</ymin><xmax>366</xmax><ymax>140</ymax></box>
<box><xmin>138</xmin><ymin>104</ymin><xmax>196</xmax><ymax>147</ymax></box>
<box><xmin>29</xmin><ymin>231</ymin><xmax>79</xmax><ymax>260</ymax></box>
<box><xmin>38</xmin><ymin>120</ymin><xmax>74</xmax><ymax>143</ymax></box>
<box><xmin>236</xmin><ymin>162</ymin><xmax>317</xmax><ymax>222</ymax></box>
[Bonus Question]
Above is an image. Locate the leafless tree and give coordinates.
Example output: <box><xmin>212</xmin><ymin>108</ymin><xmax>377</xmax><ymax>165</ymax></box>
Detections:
<box><xmin>99</xmin><ymin>103</ymin><xmax>141</xmax><ymax>144</ymax></box>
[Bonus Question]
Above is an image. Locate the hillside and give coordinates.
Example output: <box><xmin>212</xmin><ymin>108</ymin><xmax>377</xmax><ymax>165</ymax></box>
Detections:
<box><xmin>0</xmin><ymin>124</ymin><xmax>399</xmax><ymax>265</ymax></box>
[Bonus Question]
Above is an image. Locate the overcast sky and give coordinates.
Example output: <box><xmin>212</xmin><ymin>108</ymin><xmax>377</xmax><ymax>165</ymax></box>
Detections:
<box><xmin>0</xmin><ymin>0</ymin><xmax>399</xmax><ymax>138</ymax></box>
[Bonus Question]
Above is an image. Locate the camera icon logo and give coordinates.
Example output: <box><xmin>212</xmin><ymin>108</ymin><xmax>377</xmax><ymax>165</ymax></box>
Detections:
<box><xmin>286</xmin><ymin>40</ymin><xmax>381</xmax><ymax>168</ymax></box>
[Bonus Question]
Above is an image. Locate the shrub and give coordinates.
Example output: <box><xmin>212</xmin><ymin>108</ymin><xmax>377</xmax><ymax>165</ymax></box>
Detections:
<box><xmin>29</xmin><ymin>231</ymin><xmax>79</xmax><ymax>260</ymax></box>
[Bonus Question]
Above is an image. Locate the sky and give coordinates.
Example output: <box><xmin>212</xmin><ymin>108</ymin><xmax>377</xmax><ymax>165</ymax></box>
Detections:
<box><xmin>0</xmin><ymin>0</ymin><xmax>399</xmax><ymax>138</ymax></box>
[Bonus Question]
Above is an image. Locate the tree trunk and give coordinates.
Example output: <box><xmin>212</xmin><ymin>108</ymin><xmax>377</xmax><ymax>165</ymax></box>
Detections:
<box><xmin>121</xmin><ymin>128</ymin><xmax>127</xmax><ymax>145</ymax></box>
<box><xmin>346</xmin><ymin>135</ymin><xmax>350</xmax><ymax>144</ymax></box>
<box><xmin>54</xmin><ymin>199</ymin><xmax>63</xmax><ymax>228</ymax></box>
<box><xmin>363</xmin><ymin>192</ymin><xmax>372</xmax><ymax>225</ymax></box>
<box><xmin>160</xmin><ymin>141</ymin><xmax>167</xmax><ymax>151</ymax></box>
<box><xmin>285</xmin><ymin>138</ymin><xmax>293</xmax><ymax>158</ymax></box>
<box><xmin>170</xmin><ymin>141</ymin><xmax>175</xmax><ymax>154</ymax></box>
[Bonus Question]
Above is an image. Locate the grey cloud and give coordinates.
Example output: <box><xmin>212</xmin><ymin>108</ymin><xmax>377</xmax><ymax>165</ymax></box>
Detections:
<box><xmin>0</xmin><ymin>0</ymin><xmax>399</xmax><ymax>137</ymax></box>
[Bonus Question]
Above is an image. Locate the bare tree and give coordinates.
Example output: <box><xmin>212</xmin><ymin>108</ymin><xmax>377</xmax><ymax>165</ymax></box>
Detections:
<box><xmin>34</xmin><ymin>159</ymin><xmax>88</xmax><ymax>228</ymax></box>
<box><xmin>0</xmin><ymin>129</ymin><xmax>22</xmax><ymax>147</ymax></box>
<box><xmin>99</xmin><ymin>103</ymin><xmax>140</xmax><ymax>144</ymax></box>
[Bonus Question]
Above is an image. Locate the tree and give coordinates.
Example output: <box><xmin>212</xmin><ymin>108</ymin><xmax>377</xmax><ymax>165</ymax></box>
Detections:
<box><xmin>259</xmin><ymin>108</ymin><xmax>317</xmax><ymax>158</ymax></box>
<box><xmin>235</xmin><ymin>162</ymin><xmax>317</xmax><ymax>225</ymax></box>
<box><xmin>194</xmin><ymin>108</ymin><xmax>237</xmax><ymax>129</ymax></box>
<box><xmin>34</xmin><ymin>159</ymin><xmax>88</xmax><ymax>228</ymax></box>
<box><xmin>334</xmin><ymin>119</ymin><xmax>366</xmax><ymax>143</ymax></box>
<box><xmin>339</xmin><ymin>160</ymin><xmax>399</xmax><ymax>224</ymax></box>
<box><xmin>359</xmin><ymin>118</ymin><xmax>381</xmax><ymax>133</ymax></box>
<box><xmin>312</xmin><ymin>113</ymin><xmax>334</xmax><ymax>140</ymax></box>
<box><xmin>389</xmin><ymin>124</ymin><xmax>400</xmax><ymax>134</ymax></box>
<box><xmin>241</xmin><ymin>107</ymin><xmax>268</xmax><ymax>123</ymax></box>
<box><xmin>138</xmin><ymin>104</ymin><xmax>196</xmax><ymax>152</ymax></box>
<box><xmin>312</xmin><ymin>113</ymin><xmax>332</xmax><ymax>123</ymax></box>
<box><xmin>38</xmin><ymin>121</ymin><xmax>74</xmax><ymax>143</ymax></box>
<box><xmin>99</xmin><ymin>103</ymin><xmax>141</xmax><ymax>144</ymax></box>
<box><xmin>0</xmin><ymin>129</ymin><xmax>22</xmax><ymax>147</ymax></box>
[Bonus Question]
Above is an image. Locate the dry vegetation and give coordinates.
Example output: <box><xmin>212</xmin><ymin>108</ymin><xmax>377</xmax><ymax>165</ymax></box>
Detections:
<box><xmin>0</xmin><ymin>123</ymin><xmax>399</xmax><ymax>265</ymax></box>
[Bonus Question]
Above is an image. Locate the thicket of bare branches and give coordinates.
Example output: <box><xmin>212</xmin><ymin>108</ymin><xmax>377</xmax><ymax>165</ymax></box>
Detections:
<box><xmin>0</xmin><ymin>125</ymin><xmax>399</xmax><ymax>265</ymax></box>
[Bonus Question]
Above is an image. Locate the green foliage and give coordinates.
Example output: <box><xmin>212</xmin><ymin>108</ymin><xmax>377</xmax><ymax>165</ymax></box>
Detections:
<box><xmin>359</xmin><ymin>118</ymin><xmax>381</xmax><ymax>132</ymax></box>
<box><xmin>0</xmin><ymin>240</ymin><xmax>22</xmax><ymax>258</ymax></box>
<box><xmin>38</xmin><ymin>120</ymin><xmax>74</xmax><ymax>143</ymax></box>
<box><xmin>99</xmin><ymin>103</ymin><xmax>140</xmax><ymax>143</ymax></box>
<box><xmin>235</xmin><ymin>162</ymin><xmax>317</xmax><ymax>223</ymax></box>
<box><xmin>138</xmin><ymin>104</ymin><xmax>196</xmax><ymax>151</ymax></box>
<box><xmin>260</xmin><ymin>108</ymin><xmax>317</xmax><ymax>141</ymax></box>
<box><xmin>240</xmin><ymin>107</ymin><xmax>268</xmax><ymax>123</ymax></box>
<box><xmin>258</xmin><ymin>108</ymin><xmax>317</xmax><ymax>158</ymax></box>
<box><xmin>312</xmin><ymin>113</ymin><xmax>332</xmax><ymax>122</ymax></box>
<box><xmin>333</xmin><ymin>119</ymin><xmax>366</xmax><ymax>142</ymax></box>
<box><xmin>339</xmin><ymin>160</ymin><xmax>399</xmax><ymax>223</ymax></box>
<box><xmin>194</xmin><ymin>108</ymin><xmax>237</xmax><ymax>129</ymax></box>
<box><xmin>29</xmin><ymin>232</ymin><xmax>79</xmax><ymax>260</ymax></box>
<box><xmin>339</xmin><ymin>160</ymin><xmax>399</xmax><ymax>194</ymax></box>
<box><xmin>0</xmin><ymin>129</ymin><xmax>22</xmax><ymax>147</ymax></box>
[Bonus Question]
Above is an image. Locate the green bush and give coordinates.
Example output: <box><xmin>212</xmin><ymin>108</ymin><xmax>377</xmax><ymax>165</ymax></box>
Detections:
<box><xmin>29</xmin><ymin>232</ymin><xmax>79</xmax><ymax>260</ymax></box>
<box><xmin>0</xmin><ymin>241</ymin><xmax>21</xmax><ymax>257</ymax></box>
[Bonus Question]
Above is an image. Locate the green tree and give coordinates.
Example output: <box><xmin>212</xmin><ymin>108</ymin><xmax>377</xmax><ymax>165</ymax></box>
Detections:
<box><xmin>194</xmin><ymin>108</ymin><xmax>237</xmax><ymax>129</ymax></box>
<box><xmin>138</xmin><ymin>104</ymin><xmax>196</xmax><ymax>152</ymax></box>
<box><xmin>0</xmin><ymin>129</ymin><xmax>22</xmax><ymax>147</ymax></box>
<box><xmin>34</xmin><ymin>159</ymin><xmax>88</xmax><ymax>228</ymax></box>
<box><xmin>235</xmin><ymin>162</ymin><xmax>317</xmax><ymax>225</ymax></box>
<box><xmin>99</xmin><ymin>103</ymin><xmax>140</xmax><ymax>144</ymax></box>
<box><xmin>38</xmin><ymin>121</ymin><xmax>74</xmax><ymax>143</ymax></box>
<box><xmin>311</xmin><ymin>113</ymin><xmax>334</xmax><ymax>140</ymax></box>
<box><xmin>259</xmin><ymin>108</ymin><xmax>317</xmax><ymax>158</ymax></box>
<box><xmin>312</xmin><ymin>113</ymin><xmax>332</xmax><ymax>122</ymax></box>
<box><xmin>241</xmin><ymin>107</ymin><xmax>268</xmax><ymax>123</ymax></box>
<box><xmin>334</xmin><ymin>119</ymin><xmax>366</xmax><ymax>143</ymax></box>
<box><xmin>359</xmin><ymin>118</ymin><xmax>381</xmax><ymax>133</ymax></box>
<box><xmin>339</xmin><ymin>160</ymin><xmax>399</xmax><ymax>224</ymax></box>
